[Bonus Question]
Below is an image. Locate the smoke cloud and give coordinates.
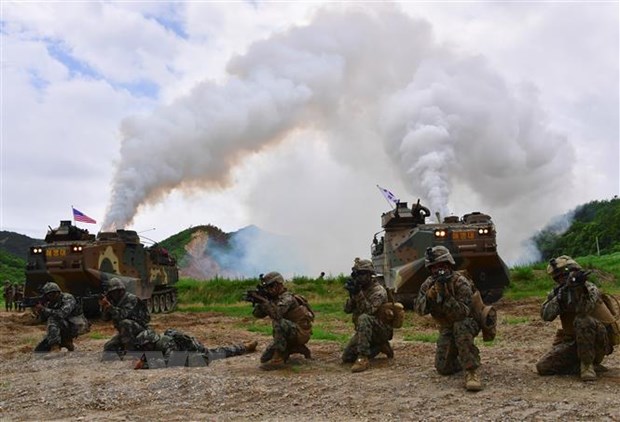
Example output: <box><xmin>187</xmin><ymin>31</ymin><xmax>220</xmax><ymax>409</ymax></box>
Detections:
<box><xmin>103</xmin><ymin>5</ymin><xmax>575</xmax><ymax>270</ymax></box>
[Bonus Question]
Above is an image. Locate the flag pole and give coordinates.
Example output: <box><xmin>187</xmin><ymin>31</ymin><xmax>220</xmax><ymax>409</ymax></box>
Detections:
<box><xmin>71</xmin><ymin>205</ymin><xmax>75</xmax><ymax>225</ymax></box>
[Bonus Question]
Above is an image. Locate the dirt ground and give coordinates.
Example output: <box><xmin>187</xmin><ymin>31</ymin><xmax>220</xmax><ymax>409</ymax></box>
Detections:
<box><xmin>1</xmin><ymin>298</ymin><xmax>619</xmax><ymax>422</ymax></box>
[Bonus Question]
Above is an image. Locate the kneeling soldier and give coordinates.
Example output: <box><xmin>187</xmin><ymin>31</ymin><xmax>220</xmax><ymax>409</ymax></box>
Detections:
<box><xmin>342</xmin><ymin>258</ymin><xmax>394</xmax><ymax>373</ymax></box>
<box><xmin>251</xmin><ymin>272</ymin><xmax>314</xmax><ymax>370</ymax></box>
<box><xmin>537</xmin><ymin>255</ymin><xmax>616</xmax><ymax>381</ymax></box>
<box><xmin>33</xmin><ymin>282</ymin><xmax>89</xmax><ymax>352</ymax></box>
<box><xmin>414</xmin><ymin>246</ymin><xmax>484</xmax><ymax>391</ymax></box>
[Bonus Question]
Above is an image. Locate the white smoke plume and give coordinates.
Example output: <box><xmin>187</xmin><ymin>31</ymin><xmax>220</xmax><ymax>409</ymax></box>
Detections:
<box><xmin>103</xmin><ymin>5</ymin><xmax>574</xmax><ymax>268</ymax></box>
<box><xmin>180</xmin><ymin>226</ymin><xmax>306</xmax><ymax>279</ymax></box>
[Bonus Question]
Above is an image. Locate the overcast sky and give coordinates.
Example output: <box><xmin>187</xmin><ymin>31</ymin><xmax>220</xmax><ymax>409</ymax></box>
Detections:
<box><xmin>1</xmin><ymin>2</ymin><xmax>618</xmax><ymax>276</ymax></box>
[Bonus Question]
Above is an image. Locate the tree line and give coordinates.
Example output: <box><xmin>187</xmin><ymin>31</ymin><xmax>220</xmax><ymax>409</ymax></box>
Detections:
<box><xmin>533</xmin><ymin>197</ymin><xmax>620</xmax><ymax>261</ymax></box>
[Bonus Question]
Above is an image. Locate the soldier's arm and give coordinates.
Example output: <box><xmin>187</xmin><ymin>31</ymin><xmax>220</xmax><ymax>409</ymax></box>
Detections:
<box><xmin>441</xmin><ymin>277</ymin><xmax>471</xmax><ymax>321</ymax></box>
<box><xmin>252</xmin><ymin>304</ymin><xmax>269</xmax><ymax>319</ymax></box>
<box><xmin>269</xmin><ymin>294</ymin><xmax>296</xmax><ymax>320</ymax></box>
<box><xmin>41</xmin><ymin>295</ymin><xmax>75</xmax><ymax>319</ymax></box>
<box><xmin>540</xmin><ymin>291</ymin><xmax>560</xmax><ymax>321</ymax></box>
<box><xmin>414</xmin><ymin>279</ymin><xmax>433</xmax><ymax>316</ymax></box>
<box><xmin>108</xmin><ymin>295</ymin><xmax>138</xmax><ymax>321</ymax></box>
<box><xmin>364</xmin><ymin>285</ymin><xmax>387</xmax><ymax>316</ymax></box>
<box><xmin>344</xmin><ymin>297</ymin><xmax>355</xmax><ymax>314</ymax></box>
<box><xmin>575</xmin><ymin>282</ymin><xmax>600</xmax><ymax>315</ymax></box>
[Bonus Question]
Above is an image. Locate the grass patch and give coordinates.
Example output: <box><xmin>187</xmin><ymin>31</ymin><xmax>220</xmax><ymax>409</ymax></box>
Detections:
<box><xmin>88</xmin><ymin>331</ymin><xmax>107</xmax><ymax>340</ymax></box>
<box><xmin>244</xmin><ymin>323</ymin><xmax>272</xmax><ymax>336</ymax></box>
<box><xmin>311</xmin><ymin>327</ymin><xmax>350</xmax><ymax>344</ymax></box>
<box><xmin>403</xmin><ymin>332</ymin><xmax>438</xmax><ymax>343</ymax></box>
<box><xmin>503</xmin><ymin>316</ymin><xmax>531</xmax><ymax>325</ymax></box>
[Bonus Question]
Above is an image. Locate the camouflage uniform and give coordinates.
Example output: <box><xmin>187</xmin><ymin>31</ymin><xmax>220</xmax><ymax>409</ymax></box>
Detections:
<box><xmin>536</xmin><ymin>256</ymin><xmax>614</xmax><ymax>380</ymax></box>
<box><xmin>34</xmin><ymin>282</ymin><xmax>89</xmax><ymax>352</ymax></box>
<box><xmin>13</xmin><ymin>285</ymin><xmax>24</xmax><ymax>312</ymax></box>
<box><xmin>342</xmin><ymin>280</ymin><xmax>393</xmax><ymax>362</ymax></box>
<box><xmin>134</xmin><ymin>328</ymin><xmax>255</xmax><ymax>369</ymax></box>
<box><xmin>101</xmin><ymin>279</ymin><xmax>150</xmax><ymax>354</ymax></box>
<box><xmin>3</xmin><ymin>281</ymin><xmax>14</xmax><ymax>311</ymax></box>
<box><xmin>251</xmin><ymin>272</ymin><xmax>314</xmax><ymax>368</ymax></box>
<box><xmin>414</xmin><ymin>246</ymin><xmax>483</xmax><ymax>391</ymax></box>
<box><xmin>415</xmin><ymin>272</ymin><xmax>480</xmax><ymax>374</ymax></box>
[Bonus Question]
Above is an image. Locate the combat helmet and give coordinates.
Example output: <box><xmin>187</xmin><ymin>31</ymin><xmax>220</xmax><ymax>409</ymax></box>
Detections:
<box><xmin>41</xmin><ymin>282</ymin><xmax>61</xmax><ymax>295</ymax></box>
<box><xmin>425</xmin><ymin>246</ymin><xmax>456</xmax><ymax>268</ymax></box>
<box><xmin>136</xmin><ymin>329</ymin><xmax>161</xmax><ymax>347</ymax></box>
<box><xmin>352</xmin><ymin>258</ymin><xmax>375</xmax><ymax>274</ymax></box>
<box><xmin>261</xmin><ymin>271</ymin><xmax>285</xmax><ymax>286</ymax></box>
<box><xmin>547</xmin><ymin>255</ymin><xmax>582</xmax><ymax>279</ymax></box>
<box><xmin>106</xmin><ymin>277</ymin><xmax>126</xmax><ymax>293</ymax></box>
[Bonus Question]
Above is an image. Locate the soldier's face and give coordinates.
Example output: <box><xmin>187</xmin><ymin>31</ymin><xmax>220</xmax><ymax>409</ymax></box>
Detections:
<box><xmin>107</xmin><ymin>289</ymin><xmax>124</xmax><ymax>303</ymax></box>
<box><xmin>45</xmin><ymin>291</ymin><xmax>60</xmax><ymax>303</ymax></box>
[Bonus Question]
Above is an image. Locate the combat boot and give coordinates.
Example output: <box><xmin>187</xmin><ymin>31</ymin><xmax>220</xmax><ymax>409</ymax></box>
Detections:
<box><xmin>243</xmin><ymin>340</ymin><xmax>258</xmax><ymax>353</ymax></box>
<box><xmin>379</xmin><ymin>342</ymin><xmax>394</xmax><ymax>359</ymax></box>
<box><xmin>580</xmin><ymin>362</ymin><xmax>596</xmax><ymax>381</ymax></box>
<box><xmin>351</xmin><ymin>356</ymin><xmax>370</xmax><ymax>373</ymax></box>
<box><xmin>465</xmin><ymin>369</ymin><xmax>483</xmax><ymax>391</ymax></box>
<box><xmin>49</xmin><ymin>344</ymin><xmax>62</xmax><ymax>352</ymax></box>
<box><xmin>260</xmin><ymin>350</ymin><xmax>285</xmax><ymax>371</ymax></box>
<box><xmin>61</xmin><ymin>339</ymin><xmax>75</xmax><ymax>352</ymax></box>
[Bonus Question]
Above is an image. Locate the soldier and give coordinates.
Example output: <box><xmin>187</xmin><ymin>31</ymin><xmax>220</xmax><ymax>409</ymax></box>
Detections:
<box><xmin>251</xmin><ymin>271</ymin><xmax>314</xmax><ymax>370</ymax></box>
<box><xmin>3</xmin><ymin>280</ymin><xmax>14</xmax><ymax>311</ymax></box>
<box><xmin>414</xmin><ymin>246</ymin><xmax>483</xmax><ymax>391</ymax></box>
<box><xmin>33</xmin><ymin>282</ymin><xmax>89</xmax><ymax>352</ymax></box>
<box><xmin>133</xmin><ymin>328</ymin><xmax>258</xmax><ymax>369</ymax></box>
<box><xmin>342</xmin><ymin>258</ymin><xmax>394</xmax><ymax>373</ymax></box>
<box><xmin>536</xmin><ymin>255</ymin><xmax>615</xmax><ymax>381</ymax></box>
<box><xmin>13</xmin><ymin>284</ymin><xmax>24</xmax><ymax>312</ymax></box>
<box><xmin>100</xmin><ymin>277</ymin><xmax>151</xmax><ymax>357</ymax></box>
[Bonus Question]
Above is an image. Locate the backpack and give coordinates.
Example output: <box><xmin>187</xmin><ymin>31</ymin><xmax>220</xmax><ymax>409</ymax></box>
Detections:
<box><xmin>292</xmin><ymin>294</ymin><xmax>315</xmax><ymax>321</ymax></box>
<box><xmin>379</xmin><ymin>289</ymin><xmax>405</xmax><ymax>329</ymax></box>
<box><xmin>458</xmin><ymin>272</ymin><xmax>497</xmax><ymax>342</ymax></box>
<box><xmin>593</xmin><ymin>293</ymin><xmax>620</xmax><ymax>346</ymax></box>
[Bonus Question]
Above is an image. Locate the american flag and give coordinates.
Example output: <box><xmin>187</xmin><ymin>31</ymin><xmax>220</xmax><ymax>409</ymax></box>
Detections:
<box><xmin>72</xmin><ymin>207</ymin><xmax>97</xmax><ymax>224</ymax></box>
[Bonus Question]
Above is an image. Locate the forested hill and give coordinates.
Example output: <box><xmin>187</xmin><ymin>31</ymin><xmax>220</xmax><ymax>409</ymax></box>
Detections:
<box><xmin>533</xmin><ymin>197</ymin><xmax>620</xmax><ymax>261</ymax></box>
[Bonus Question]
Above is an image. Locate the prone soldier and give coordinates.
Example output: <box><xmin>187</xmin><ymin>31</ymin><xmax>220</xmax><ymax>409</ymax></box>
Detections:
<box><xmin>247</xmin><ymin>271</ymin><xmax>314</xmax><ymax>370</ymax></box>
<box><xmin>414</xmin><ymin>246</ymin><xmax>484</xmax><ymax>391</ymax></box>
<box><xmin>341</xmin><ymin>258</ymin><xmax>394</xmax><ymax>373</ymax></box>
<box><xmin>100</xmin><ymin>277</ymin><xmax>151</xmax><ymax>358</ymax></box>
<box><xmin>33</xmin><ymin>282</ymin><xmax>89</xmax><ymax>352</ymax></box>
<box><xmin>536</xmin><ymin>255</ymin><xmax>616</xmax><ymax>381</ymax></box>
<box><xmin>133</xmin><ymin>328</ymin><xmax>257</xmax><ymax>369</ymax></box>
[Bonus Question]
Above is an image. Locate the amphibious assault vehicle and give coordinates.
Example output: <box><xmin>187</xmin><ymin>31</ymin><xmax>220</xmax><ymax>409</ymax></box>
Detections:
<box><xmin>371</xmin><ymin>200</ymin><xmax>510</xmax><ymax>307</ymax></box>
<box><xmin>24</xmin><ymin>221</ymin><xmax>178</xmax><ymax>316</ymax></box>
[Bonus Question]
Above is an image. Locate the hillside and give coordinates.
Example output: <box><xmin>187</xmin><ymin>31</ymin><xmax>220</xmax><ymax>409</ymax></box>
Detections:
<box><xmin>0</xmin><ymin>230</ymin><xmax>43</xmax><ymax>260</ymax></box>
<box><xmin>533</xmin><ymin>197</ymin><xmax>620</xmax><ymax>260</ymax></box>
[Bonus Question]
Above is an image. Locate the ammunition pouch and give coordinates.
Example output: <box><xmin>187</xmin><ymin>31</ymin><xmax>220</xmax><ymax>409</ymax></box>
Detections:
<box><xmin>378</xmin><ymin>302</ymin><xmax>405</xmax><ymax>329</ymax></box>
<box><xmin>471</xmin><ymin>290</ymin><xmax>497</xmax><ymax>342</ymax></box>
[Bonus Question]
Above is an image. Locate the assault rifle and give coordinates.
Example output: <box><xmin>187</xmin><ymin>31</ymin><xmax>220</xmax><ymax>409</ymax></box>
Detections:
<box><xmin>555</xmin><ymin>269</ymin><xmax>592</xmax><ymax>306</ymax></box>
<box><xmin>344</xmin><ymin>278</ymin><xmax>360</xmax><ymax>296</ymax></box>
<box><xmin>21</xmin><ymin>295</ymin><xmax>45</xmax><ymax>308</ymax></box>
<box><xmin>243</xmin><ymin>283</ymin><xmax>270</xmax><ymax>305</ymax></box>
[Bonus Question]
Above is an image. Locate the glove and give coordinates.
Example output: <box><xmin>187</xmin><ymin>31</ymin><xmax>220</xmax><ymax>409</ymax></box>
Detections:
<box><xmin>567</xmin><ymin>270</ymin><xmax>588</xmax><ymax>287</ymax></box>
<box><xmin>344</xmin><ymin>279</ymin><xmax>360</xmax><ymax>296</ymax></box>
<box><xmin>33</xmin><ymin>303</ymin><xmax>44</xmax><ymax>315</ymax></box>
<box><xmin>99</xmin><ymin>296</ymin><xmax>111</xmax><ymax>310</ymax></box>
